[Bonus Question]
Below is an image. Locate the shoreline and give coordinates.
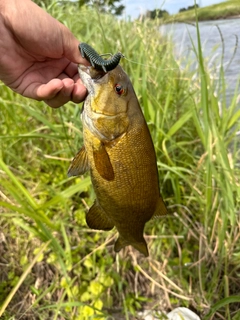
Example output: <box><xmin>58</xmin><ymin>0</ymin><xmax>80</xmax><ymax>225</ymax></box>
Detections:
<box><xmin>164</xmin><ymin>14</ymin><xmax>240</xmax><ymax>24</ymax></box>
<box><xmin>225</xmin><ymin>14</ymin><xmax>240</xmax><ymax>19</ymax></box>
<box><xmin>162</xmin><ymin>1</ymin><xmax>240</xmax><ymax>24</ymax></box>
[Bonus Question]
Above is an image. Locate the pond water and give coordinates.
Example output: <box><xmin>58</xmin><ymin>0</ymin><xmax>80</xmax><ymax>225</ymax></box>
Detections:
<box><xmin>160</xmin><ymin>19</ymin><xmax>240</xmax><ymax>106</ymax></box>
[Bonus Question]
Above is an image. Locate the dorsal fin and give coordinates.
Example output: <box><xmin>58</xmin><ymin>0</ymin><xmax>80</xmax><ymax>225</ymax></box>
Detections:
<box><xmin>152</xmin><ymin>196</ymin><xmax>168</xmax><ymax>218</ymax></box>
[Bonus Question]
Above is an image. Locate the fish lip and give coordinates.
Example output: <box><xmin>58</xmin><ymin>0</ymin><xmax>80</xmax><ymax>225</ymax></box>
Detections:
<box><xmin>78</xmin><ymin>65</ymin><xmax>109</xmax><ymax>97</ymax></box>
<box><xmin>78</xmin><ymin>65</ymin><xmax>107</xmax><ymax>85</ymax></box>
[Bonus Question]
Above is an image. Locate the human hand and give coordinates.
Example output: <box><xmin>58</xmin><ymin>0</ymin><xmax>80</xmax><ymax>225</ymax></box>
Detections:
<box><xmin>0</xmin><ymin>0</ymin><xmax>88</xmax><ymax>107</ymax></box>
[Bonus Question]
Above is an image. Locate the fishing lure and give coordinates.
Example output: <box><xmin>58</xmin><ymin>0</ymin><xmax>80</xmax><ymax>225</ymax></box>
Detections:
<box><xmin>79</xmin><ymin>42</ymin><xmax>123</xmax><ymax>72</ymax></box>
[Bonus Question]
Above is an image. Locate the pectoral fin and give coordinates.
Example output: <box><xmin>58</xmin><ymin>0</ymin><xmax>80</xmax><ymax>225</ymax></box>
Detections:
<box><xmin>67</xmin><ymin>145</ymin><xmax>90</xmax><ymax>177</ymax></box>
<box><xmin>153</xmin><ymin>196</ymin><xmax>168</xmax><ymax>218</ymax></box>
<box><xmin>93</xmin><ymin>144</ymin><xmax>114</xmax><ymax>181</ymax></box>
<box><xmin>86</xmin><ymin>201</ymin><xmax>114</xmax><ymax>231</ymax></box>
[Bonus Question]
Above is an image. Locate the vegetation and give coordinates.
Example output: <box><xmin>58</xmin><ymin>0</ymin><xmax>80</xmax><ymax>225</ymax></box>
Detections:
<box><xmin>77</xmin><ymin>0</ymin><xmax>124</xmax><ymax>16</ymax></box>
<box><xmin>1</xmin><ymin>2</ymin><xmax>240</xmax><ymax>319</ymax></box>
<box><xmin>140</xmin><ymin>9</ymin><xmax>170</xmax><ymax>20</ymax></box>
<box><xmin>33</xmin><ymin>0</ymin><xmax>125</xmax><ymax>16</ymax></box>
<box><xmin>164</xmin><ymin>0</ymin><xmax>240</xmax><ymax>22</ymax></box>
<box><xmin>179</xmin><ymin>4</ymin><xmax>199</xmax><ymax>13</ymax></box>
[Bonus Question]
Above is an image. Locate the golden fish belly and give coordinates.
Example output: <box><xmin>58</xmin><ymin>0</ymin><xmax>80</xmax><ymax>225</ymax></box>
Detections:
<box><xmin>83</xmin><ymin>114</ymin><xmax>160</xmax><ymax>244</ymax></box>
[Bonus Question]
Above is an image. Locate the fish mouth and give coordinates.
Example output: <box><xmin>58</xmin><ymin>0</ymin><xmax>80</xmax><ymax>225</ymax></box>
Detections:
<box><xmin>78</xmin><ymin>65</ymin><xmax>108</xmax><ymax>92</ymax></box>
<box><xmin>79</xmin><ymin>64</ymin><xmax>106</xmax><ymax>79</ymax></box>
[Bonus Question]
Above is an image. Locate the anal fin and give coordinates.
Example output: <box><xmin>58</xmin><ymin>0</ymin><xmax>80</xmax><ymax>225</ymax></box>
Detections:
<box><xmin>67</xmin><ymin>145</ymin><xmax>89</xmax><ymax>177</ymax></box>
<box><xmin>86</xmin><ymin>201</ymin><xmax>114</xmax><ymax>231</ymax></box>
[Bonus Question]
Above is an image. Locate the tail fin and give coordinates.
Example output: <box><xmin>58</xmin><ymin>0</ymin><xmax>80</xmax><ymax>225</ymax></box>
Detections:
<box><xmin>114</xmin><ymin>236</ymin><xmax>128</xmax><ymax>253</ymax></box>
<box><xmin>132</xmin><ymin>240</ymin><xmax>149</xmax><ymax>257</ymax></box>
<box><xmin>114</xmin><ymin>236</ymin><xmax>149</xmax><ymax>257</ymax></box>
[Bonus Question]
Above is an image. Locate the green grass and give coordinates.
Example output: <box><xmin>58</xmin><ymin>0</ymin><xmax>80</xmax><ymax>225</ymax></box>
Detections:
<box><xmin>0</xmin><ymin>2</ymin><xmax>240</xmax><ymax>319</ymax></box>
<box><xmin>164</xmin><ymin>0</ymin><xmax>240</xmax><ymax>23</ymax></box>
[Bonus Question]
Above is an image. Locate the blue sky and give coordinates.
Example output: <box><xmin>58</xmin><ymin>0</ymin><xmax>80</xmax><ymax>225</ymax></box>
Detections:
<box><xmin>123</xmin><ymin>0</ymin><xmax>226</xmax><ymax>19</ymax></box>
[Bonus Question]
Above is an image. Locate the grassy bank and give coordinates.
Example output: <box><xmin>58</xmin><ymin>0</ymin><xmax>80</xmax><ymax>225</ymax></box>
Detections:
<box><xmin>0</xmin><ymin>2</ymin><xmax>240</xmax><ymax>319</ymax></box>
<box><xmin>164</xmin><ymin>0</ymin><xmax>240</xmax><ymax>23</ymax></box>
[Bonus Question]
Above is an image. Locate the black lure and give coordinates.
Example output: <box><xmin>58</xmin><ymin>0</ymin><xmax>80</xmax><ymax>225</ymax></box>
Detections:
<box><xmin>79</xmin><ymin>42</ymin><xmax>123</xmax><ymax>72</ymax></box>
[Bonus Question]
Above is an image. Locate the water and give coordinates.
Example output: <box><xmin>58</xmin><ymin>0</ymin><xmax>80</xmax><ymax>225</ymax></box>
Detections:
<box><xmin>160</xmin><ymin>19</ymin><xmax>240</xmax><ymax>105</ymax></box>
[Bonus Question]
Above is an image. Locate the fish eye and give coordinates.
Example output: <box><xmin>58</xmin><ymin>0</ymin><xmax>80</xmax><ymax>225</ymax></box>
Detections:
<box><xmin>115</xmin><ymin>84</ymin><xmax>125</xmax><ymax>96</ymax></box>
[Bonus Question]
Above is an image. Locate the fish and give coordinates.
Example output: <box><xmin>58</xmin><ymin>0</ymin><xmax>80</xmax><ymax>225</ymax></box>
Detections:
<box><xmin>68</xmin><ymin>64</ymin><xmax>168</xmax><ymax>257</ymax></box>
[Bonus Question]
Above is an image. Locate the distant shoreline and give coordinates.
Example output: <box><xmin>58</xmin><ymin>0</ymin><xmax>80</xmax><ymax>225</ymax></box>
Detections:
<box><xmin>163</xmin><ymin>1</ymin><xmax>240</xmax><ymax>24</ymax></box>
<box><xmin>224</xmin><ymin>15</ymin><xmax>240</xmax><ymax>19</ymax></box>
<box><xmin>196</xmin><ymin>14</ymin><xmax>240</xmax><ymax>21</ymax></box>
<box><xmin>164</xmin><ymin>15</ymin><xmax>240</xmax><ymax>24</ymax></box>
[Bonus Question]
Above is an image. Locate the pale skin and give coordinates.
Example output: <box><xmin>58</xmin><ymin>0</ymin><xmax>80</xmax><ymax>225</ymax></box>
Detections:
<box><xmin>0</xmin><ymin>0</ymin><xmax>88</xmax><ymax>108</ymax></box>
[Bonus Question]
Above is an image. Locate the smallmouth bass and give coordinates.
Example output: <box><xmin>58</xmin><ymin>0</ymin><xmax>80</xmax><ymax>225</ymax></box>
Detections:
<box><xmin>68</xmin><ymin>64</ymin><xmax>167</xmax><ymax>257</ymax></box>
